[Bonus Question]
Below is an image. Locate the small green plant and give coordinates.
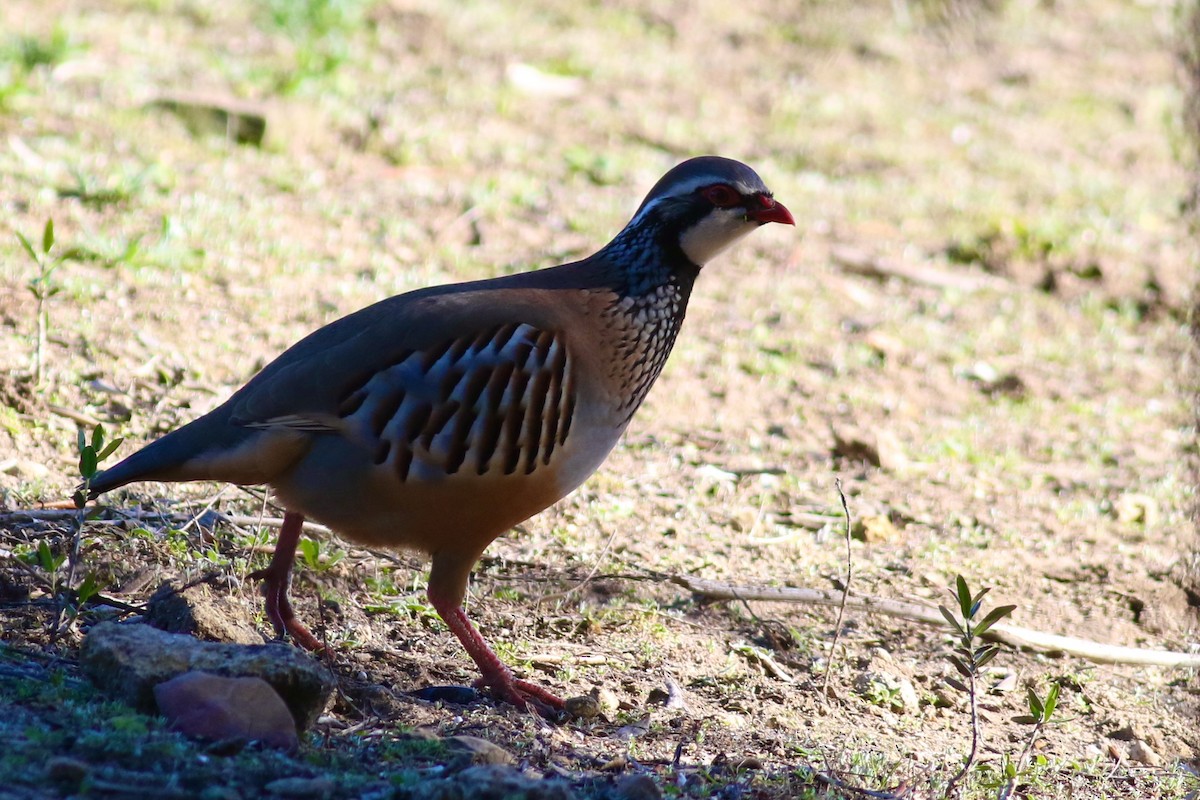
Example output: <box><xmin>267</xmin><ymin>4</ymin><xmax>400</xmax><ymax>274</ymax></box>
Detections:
<box><xmin>57</xmin><ymin>164</ymin><xmax>155</xmax><ymax>208</ymax></box>
<box><xmin>68</xmin><ymin>232</ymin><xmax>145</xmax><ymax>270</ymax></box>
<box><xmin>939</xmin><ymin>575</ymin><xmax>1016</xmax><ymax>797</ymax></box>
<box><xmin>997</xmin><ymin>682</ymin><xmax>1062</xmax><ymax>799</ymax></box>
<box><xmin>861</xmin><ymin>678</ymin><xmax>903</xmax><ymax>710</ymax></box>
<box><xmin>7</xmin><ymin>26</ymin><xmax>75</xmax><ymax>72</ymax></box>
<box><xmin>259</xmin><ymin>0</ymin><xmax>369</xmax><ymax>93</ymax></box>
<box><xmin>33</xmin><ymin>540</ymin><xmax>66</xmax><ymax>573</ymax></box>
<box><xmin>18</xmin><ymin>540</ymin><xmax>66</xmax><ymax>597</ymax></box>
<box><xmin>45</xmin><ymin>424</ymin><xmax>124</xmax><ymax>639</ymax></box>
<box><xmin>363</xmin><ymin>592</ymin><xmax>440</xmax><ymax>626</ymax></box>
<box><xmin>0</xmin><ymin>27</ymin><xmax>77</xmax><ymax>110</ymax></box>
<box><xmin>74</xmin><ymin>424</ymin><xmax>124</xmax><ymax>508</ymax></box>
<box><xmin>16</xmin><ymin>219</ymin><xmax>64</xmax><ymax>386</ymax></box>
<box><xmin>297</xmin><ymin>536</ymin><xmax>345</xmax><ymax>572</ymax></box>
<box><xmin>0</xmin><ymin>63</ymin><xmax>27</xmax><ymax>110</ymax></box>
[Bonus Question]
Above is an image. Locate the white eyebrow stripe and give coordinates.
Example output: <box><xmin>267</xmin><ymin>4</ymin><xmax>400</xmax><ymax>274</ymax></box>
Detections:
<box><xmin>627</xmin><ymin>197</ymin><xmax>666</xmax><ymax>227</ymax></box>
<box><xmin>652</xmin><ymin>174</ymin><xmax>722</xmax><ymax>198</ymax></box>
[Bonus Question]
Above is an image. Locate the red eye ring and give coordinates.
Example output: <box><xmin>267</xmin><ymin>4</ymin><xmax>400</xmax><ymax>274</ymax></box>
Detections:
<box><xmin>702</xmin><ymin>184</ymin><xmax>740</xmax><ymax>208</ymax></box>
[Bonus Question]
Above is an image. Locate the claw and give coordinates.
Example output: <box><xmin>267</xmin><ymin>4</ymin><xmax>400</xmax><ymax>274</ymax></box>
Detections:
<box><xmin>474</xmin><ymin>673</ymin><xmax>566</xmax><ymax>719</ymax></box>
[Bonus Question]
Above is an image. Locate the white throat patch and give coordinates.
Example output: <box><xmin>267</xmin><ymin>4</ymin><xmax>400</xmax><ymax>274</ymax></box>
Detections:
<box><xmin>678</xmin><ymin>208</ymin><xmax>758</xmax><ymax>266</ymax></box>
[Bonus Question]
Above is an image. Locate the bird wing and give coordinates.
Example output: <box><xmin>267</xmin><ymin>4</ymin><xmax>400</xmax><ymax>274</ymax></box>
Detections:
<box><xmin>228</xmin><ymin>287</ymin><xmax>577</xmax><ymax>480</ymax></box>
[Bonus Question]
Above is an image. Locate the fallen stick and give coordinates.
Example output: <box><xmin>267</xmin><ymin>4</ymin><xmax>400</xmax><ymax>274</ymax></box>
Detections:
<box><xmin>0</xmin><ymin>508</ymin><xmax>331</xmax><ymax>536</ymax></box>
<box><xmin>671</xmin><ymin>575</ymin><xmax>1200</xmax><ymax>669</ymax></box>
<box><xmin>219</xmin><ymin>515</ymin><xmax>332</xmax><ymax>535</ymax></box>
<box><xmin>830</xmin><ymin>245</ymin><xmax>1010</xmax><ymax>292</ymax></box>
<box><xmin>47</xmin><ymin>404</ymin><xmax>104</xmax><ymax>428</ymax></box>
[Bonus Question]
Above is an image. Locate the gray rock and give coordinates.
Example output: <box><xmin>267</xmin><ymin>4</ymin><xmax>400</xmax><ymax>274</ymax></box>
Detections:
<box><xmin>417</xmin><ymin>765</ymin><xmax>575</xmax><ymax>800</ymax></box>
<box><xmin>80</xmin><ymin>621</ymin><xmax>334</xmax><ymax>730</ymax></box>
<box><xmin>445</xmin><ymin>735</ymin><xmax>515</xmax><ymax>767</ymax></box>
<box><xmin>147</xmin><ymin>92</ymin><xmax>267</xmax><ymax>146</ymax></box>
<box><xmin>145</xmin><ymin>581</ymin><xmax>264</xmax><ymax>645</ymax></box>
<box><xmin>1129</xmin><ymin>739</ymin><xmax>1163</xmax><ymax>767</ymax></box>
<box><xmin>263</xmin><ymin>776</ymin><xmax>336</xmax><ymax>797</ymax></box>
<box><xmin>0</xmin><ymin>458</ymin><xmax>50</xmax><ymax>479</ymax></box>
<box><xmin>564</xmin><ymin>694</ymin><xmax>601</xmax><ymax>720</ymax></box>
<box><xmin>614</xmin><ymin>773</ymin><xmax>662</xmax><ymax>800</ymax></box>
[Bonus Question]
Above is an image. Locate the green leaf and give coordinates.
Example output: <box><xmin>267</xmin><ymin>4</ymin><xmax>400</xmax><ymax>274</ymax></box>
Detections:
<box><xmin>76</xmin><ymin>427</ymin><xmax>87</xmax><ymax>456</ymax></box>
<box><xmin>949</xmin><ymin>655</ymin><xmax>972</xmax><ymax>677</ymax></box>
<box><xmin>37</xmin><ymin>540</ymin><xmax>63</xmax><ymax>572</ymax></box>
<box><xmin>114</xmin><ymin>235</ymin><xmax>143</xmax><ymax>265</ymax></box>
<box><xmin>91</xmin><ymin>423</ymin><xmax>104</xmax><ymax>452</ymax></box>
<box><xmin>975</xmin><ymin>646</ymin><xmax>1000</xmax><ymax>669</ymax></box>
<box><xmin>973</xmin><ymin>643</ymin><xmax>996</xmax><ymax>659</ymax></box>
<box><xmin>945</xmin><ymin>677</ymin><xmax>967</xmax><ymax>692</ymax></box>
<box><xmin>955</xmin><ymin>575</ymin><xmax>972</xmax><ymax>617</ymax></box>
<box><xmin>939</xmin><ymin>604</ymin><xmax>965</xmax><ymax>636</ymax></box>
<box><xmin>42</xmin><ymin>218</ymin><xmax>55</xmax><ymax>254</ymax></box>
<box><xmin>97</xmin><ymin>437</ymin><xmax>123</xmax><ymax>462</ymax></box>
<box><xmin>975</xmin><ymin>605</ymin><xmax>1017</xmax><ymax>636</ymax></box>
<box><xmin>1012</xmin><ymin>714</ymin><xmax>1039</xmax><ymax>725</ymax></box>
<box><xmin>298</xmin><ymin>537</ymin><xmax>319</xmax><ymax>566</ymax></box>
<box><xmin>37</xmin><ymin>540</ymin><xmax>53</xmax><ymax>572</ymax></box>
<box><xmin>16</xmin><ymin>231</ymin><xmax>38</xmax><ymax>264</ymax></box>
<box><xmin>1026</xmin><ymin>687</ymin><xmax>1044</xmax><ymax>717</ymax></box>
<box><xmin>1043</xmin><ymin>683</ymin><xmax>1060</xmax><ymax>718</ymax></box>
<box><xmin>76</xmin><ymin>573</ymin><xmax>101</xmax><ymax>605</ymax></box>
<box><xmin>72</xmin><ymin>488</ymin><xmax>87</xmax><ymax>509</ymax></box>
<box><xmin>79</xmin><ymin>446</ymin><xmax>97</xmax><ymax>478</ymax></box>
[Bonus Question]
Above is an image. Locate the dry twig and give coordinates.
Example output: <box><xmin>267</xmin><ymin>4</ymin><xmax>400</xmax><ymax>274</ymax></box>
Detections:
<box><xmin>670</xmin><ymin>576</ymin><xmax>1200</xmax><ymax>668</ymax></box>
<box><xmin>830</xmin><ymin>245</ymin><xmax>1010</xmax><ymax>292</ymax></box>
<box><xmin>821</xmin><ymin>479</ymin><xmax>853</xmax><ymax>701</ymax></box>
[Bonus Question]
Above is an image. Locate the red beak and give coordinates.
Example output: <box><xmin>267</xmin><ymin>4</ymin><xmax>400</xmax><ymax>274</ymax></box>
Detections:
<box><xmin>748</xmin><ymin>194</ymin><xmax>795</xmax><ymax>226</ymax></box>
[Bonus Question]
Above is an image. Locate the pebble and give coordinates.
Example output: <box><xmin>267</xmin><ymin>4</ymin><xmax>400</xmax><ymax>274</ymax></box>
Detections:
<box><xmin>44</xmin><ymin>756</ymin><xmax>89</xmax><ymax>789</ymax></box>
<box><xmin>154</xmin><ymin>671</ymin><xmax>299</xmax><ymax>750</ymax></box>
<box><xmin>613</xmin><ymin>773</ymin><xmax>661</xmax><ymax>800</ymax></box>
<box><xmin>445</xmin><ymin>735</ymin><xmax>515</xmax><ymax>767</ymax></box>
<box><xmin>1128</xmin><ymin>739</ymin><xmax>1163</xmax><ymax>767</ymax></box>
<box><xmin>564</xmin><ymin>694</ymin><xmax>601</xmax><ymax>720</ymax></box>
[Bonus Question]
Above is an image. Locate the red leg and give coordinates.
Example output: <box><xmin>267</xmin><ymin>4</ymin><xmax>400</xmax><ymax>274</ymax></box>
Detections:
<box><xmin>248</xmin><ymin>511</ymin><xmax>326</xmax><ymax>653</ymax></box>
<box><xmin>427</xmin><ymin>588</ymin><xmax>565</xmax><ymax>717</ymax></box>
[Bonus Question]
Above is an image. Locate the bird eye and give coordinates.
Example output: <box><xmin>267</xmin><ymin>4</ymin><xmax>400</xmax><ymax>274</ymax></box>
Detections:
<box><xmin>702</xmin><ymin>184</ymin><xmax>740</xmax><ymax>208</ymax></box>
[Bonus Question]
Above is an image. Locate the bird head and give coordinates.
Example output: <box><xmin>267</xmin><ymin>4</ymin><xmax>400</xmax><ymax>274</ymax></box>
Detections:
<box><xmin>630</xmin><ymin>156</ymin><xmax>795</xmax><ymax>267</ymax></box>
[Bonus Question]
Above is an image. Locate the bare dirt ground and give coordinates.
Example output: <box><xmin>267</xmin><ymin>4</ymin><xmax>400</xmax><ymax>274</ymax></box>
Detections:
<box><xmin>1</xmin><ymin>0</ymin><xmax>1198</xmax><ymax>797</ymax></box>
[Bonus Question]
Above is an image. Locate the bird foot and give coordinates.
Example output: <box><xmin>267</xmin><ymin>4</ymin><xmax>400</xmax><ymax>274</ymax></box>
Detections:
<box><xmin>248</xmin><ymin>564</ymin><xmax>327</xmax><ymax>654</ymax></box>
<box><xmin>474</xmin><ymin>673</ymin><xmax>565</xmax><ymax>719</ymax></box>
<box><xmin>427</xmin><ymin>589</ymin><xmax>565</xmax><ymax>718</ymax></box>
<box><xmin>246</xmin><ymin>511</ymin><xmax>328</xmax><ymax>653</ymax></box>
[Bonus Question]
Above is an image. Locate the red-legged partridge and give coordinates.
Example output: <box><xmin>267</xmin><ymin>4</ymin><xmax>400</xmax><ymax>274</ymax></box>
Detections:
<box><xmin>86</xmin><ymin>156</ymin><xmax>794</xmax><ymax>715</ymax></box>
